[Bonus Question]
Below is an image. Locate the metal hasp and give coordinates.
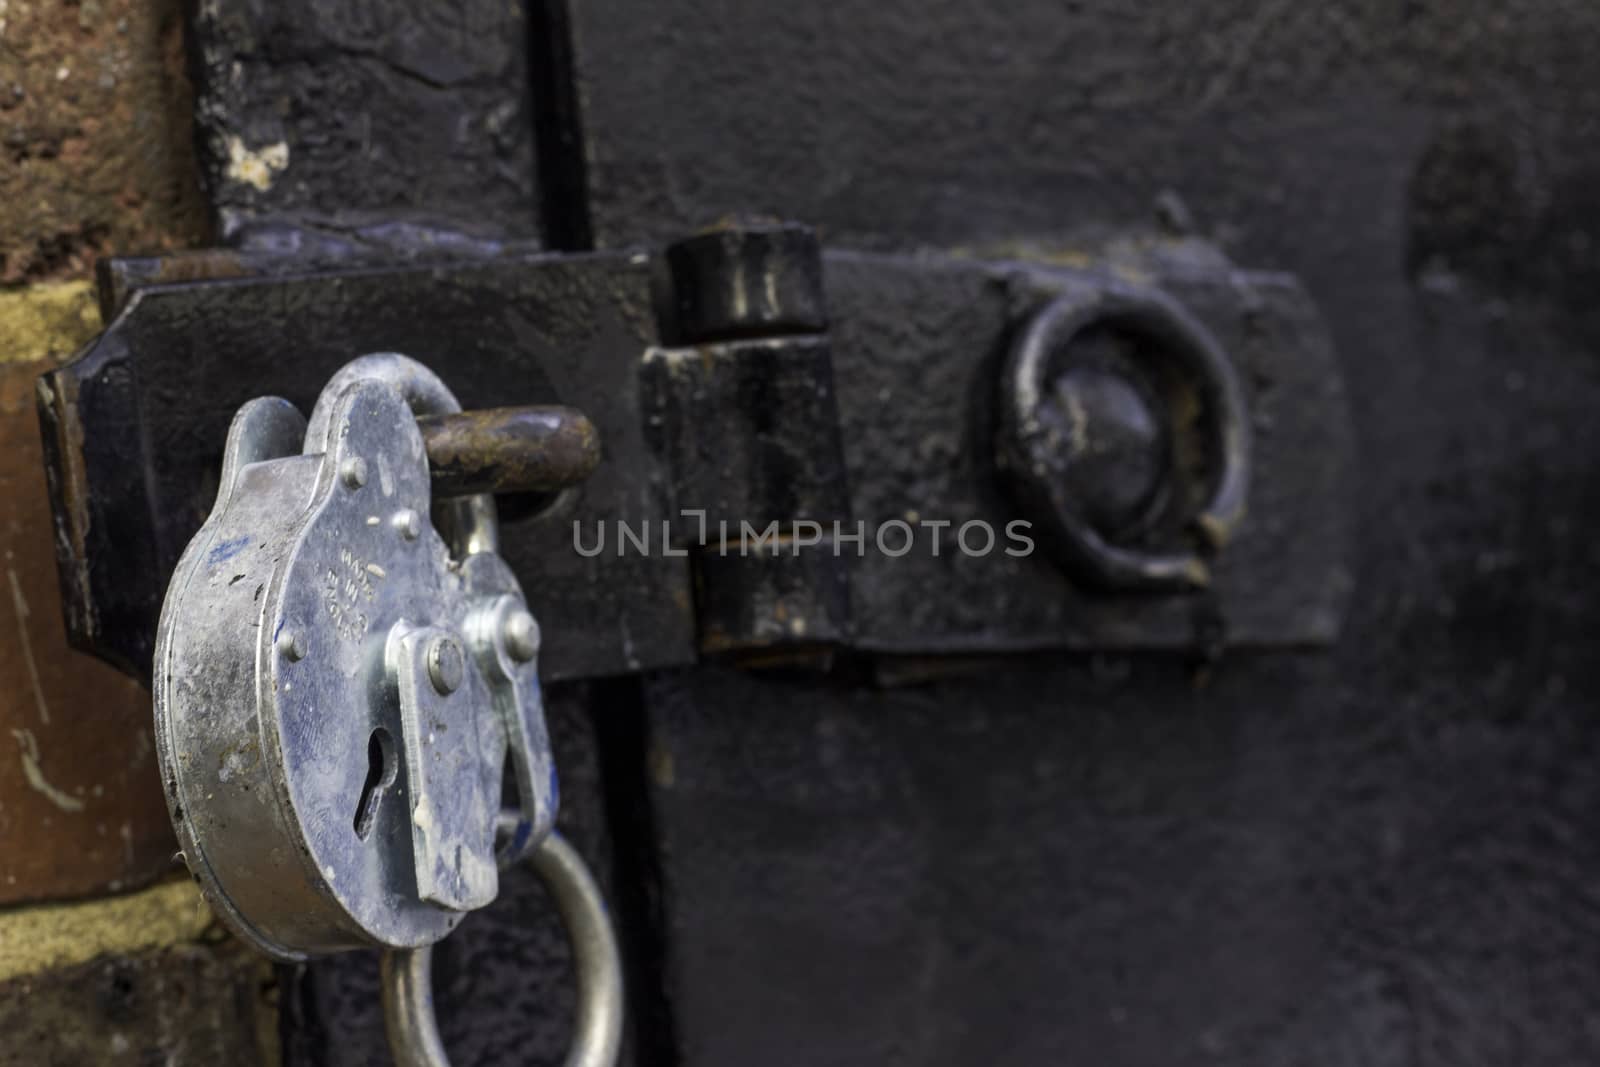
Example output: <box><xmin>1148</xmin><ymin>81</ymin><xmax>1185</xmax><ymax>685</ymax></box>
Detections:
<box><xmin>643</xmin><ymin>223</ymin><xmax>854</xmax><ymax>658</ymax></box>
<box><xmin>153</xmin><ymin>354</ymin><xmax>559</xmax><ymax>959</ymax></box>
<box><xmin>37</xmin><ymin>251</ymin><xmax>694</xmax><ymax>685</ymax></box>
<box><xmin>40</xmin><ymin>228</ymin><xmax>1351</xmax><ymax>683</ymax></box>
<box><xmin>827</xmin><ymin>237</ymin><xmax>1350</xmax><ymax>654</ymax></box>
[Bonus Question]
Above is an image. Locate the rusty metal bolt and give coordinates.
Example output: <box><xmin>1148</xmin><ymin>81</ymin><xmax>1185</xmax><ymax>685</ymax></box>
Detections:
<box><xmin>417</xmin><ymin>407</ymin><xmax>601</xmax><ymax>498</ymax></box>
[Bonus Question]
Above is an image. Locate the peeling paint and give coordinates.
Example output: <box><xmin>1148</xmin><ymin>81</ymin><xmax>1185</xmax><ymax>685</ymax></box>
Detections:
<box><xmin>11</xmin><ymin>728</ymin><xmax>85</xmax><ymax>813</ymax></box>
<box><xmin>6</xmin><ymin>567</ymin><xmax>50</xmax><ymax>725</ymax></box>
<box><xmin>224</xmin><ymin>135</ymin><xmax>289</xmax><ymax>192</ymax></box>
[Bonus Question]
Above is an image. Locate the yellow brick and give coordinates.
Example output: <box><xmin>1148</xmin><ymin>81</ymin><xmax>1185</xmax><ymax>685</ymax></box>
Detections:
<box><xmin>0</xmin><ymin>877</ymin><xmax>215</xmax><ymax>983</ymax></box>
<box><xmin>0</xmin><ymin>282</ymin><xmax>100</xmax><ymax>366</ymax></box>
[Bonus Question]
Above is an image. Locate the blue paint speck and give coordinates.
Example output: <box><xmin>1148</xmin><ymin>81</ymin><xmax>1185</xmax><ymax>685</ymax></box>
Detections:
<box><xmin>208</xmin><ymin>536</ymin><xmax>249</xmax><ymax>564</ymax></box>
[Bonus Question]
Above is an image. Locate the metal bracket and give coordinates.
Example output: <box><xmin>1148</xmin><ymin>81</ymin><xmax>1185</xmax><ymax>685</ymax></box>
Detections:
<box><xmin>39</xmin><ymin>224</ymin><xmax>1351</xmax><ymax>685</ymax></box>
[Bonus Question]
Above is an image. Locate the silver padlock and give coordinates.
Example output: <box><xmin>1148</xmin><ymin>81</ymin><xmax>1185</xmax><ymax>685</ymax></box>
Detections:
<box><xmin>154</xmin><ymin>354</ymin><xmax>620</xmax><ymax>1065</ymax></box>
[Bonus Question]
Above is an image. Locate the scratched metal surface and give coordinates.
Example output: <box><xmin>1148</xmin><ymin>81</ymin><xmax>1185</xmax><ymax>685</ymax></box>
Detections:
<box><xmin>279</xmin><ymin>687</ymin><xmax>650</xmax><ymax>1067</ymax></box>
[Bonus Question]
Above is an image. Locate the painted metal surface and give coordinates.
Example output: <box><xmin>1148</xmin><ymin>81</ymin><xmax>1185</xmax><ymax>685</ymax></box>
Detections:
<box><xmin>41</xmin><ymin>239</ymin><xmax>1348</xmax><ymax>686</ymax></box>
<box><xmin>23</xmin><ymin>1</ymin><xmax>1600</xmax><ymax>1064</ymax></box>
<box><xmin>563</xmin><ymin>2</ymin><xmax>1600</xmax><ymax>1063</ymax></box>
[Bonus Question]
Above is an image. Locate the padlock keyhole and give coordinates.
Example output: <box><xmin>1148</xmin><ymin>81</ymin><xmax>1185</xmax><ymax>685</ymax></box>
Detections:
<box><xmin>354</xmin><ymin>727</ymin><xmax>398</xmax><ymax>840</ymax></box>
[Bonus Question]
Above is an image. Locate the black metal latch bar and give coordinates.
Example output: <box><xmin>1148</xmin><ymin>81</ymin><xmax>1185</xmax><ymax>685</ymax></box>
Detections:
<box><xmin>35</xmin><ymin>221</ymin><xmax>1351</xmax><ymax>685</ymax></box>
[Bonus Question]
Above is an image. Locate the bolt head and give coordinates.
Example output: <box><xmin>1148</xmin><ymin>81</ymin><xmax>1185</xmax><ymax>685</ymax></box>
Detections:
<box><xmin>393</xmin><ymin>509</ymin><xmax>422</xmax><ymax>541</ymax></box>
<box><xmin>504</xmin><ymin>609</ymin><xmax>540</xmax><ymax>663</ymax></box>
<box><xmin>427</xmin><ymin>636</ymin><xmax>465</xmax><ymax>695</ymax></box>
<box><xmin>1041</xmin><ymin>364</ymin><xmax>1170</xmax><ymax>539</ymax></box>
<box><xmin>340</xmin><ymin>456</ymin><xmax>368</xmax><ymax>490</ymax></box>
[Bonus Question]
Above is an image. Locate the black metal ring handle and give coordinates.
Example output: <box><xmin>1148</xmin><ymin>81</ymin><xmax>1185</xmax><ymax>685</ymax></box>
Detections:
<box><xmin>998</xmin><ymin>280</ymin><xmax>1251</xmax><ymax>591</ymax></box>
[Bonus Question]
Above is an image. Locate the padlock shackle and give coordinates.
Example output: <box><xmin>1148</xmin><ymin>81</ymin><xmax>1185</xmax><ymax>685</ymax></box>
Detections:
<box><xmin>305</xmin><ymin>352</ymin><xmax>500</xmax><ymax>558</ymax></box>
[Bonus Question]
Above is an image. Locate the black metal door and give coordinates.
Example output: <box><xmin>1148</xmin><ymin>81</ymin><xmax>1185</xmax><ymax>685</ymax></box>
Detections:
<box><xmin>50</xmin><ymin>3</ymin><xmax>1600</xmax><ymax>1064</ymax></box>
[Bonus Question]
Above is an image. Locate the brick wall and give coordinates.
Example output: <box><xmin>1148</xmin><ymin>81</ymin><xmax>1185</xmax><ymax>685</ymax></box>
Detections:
<box><xmin>0</xmin><ymin>3</ymin><xmax>272</xmax><ymax>1063</ymax></box>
